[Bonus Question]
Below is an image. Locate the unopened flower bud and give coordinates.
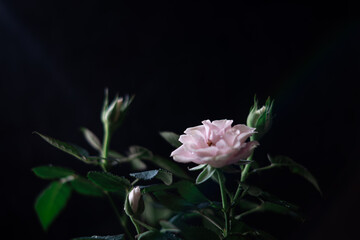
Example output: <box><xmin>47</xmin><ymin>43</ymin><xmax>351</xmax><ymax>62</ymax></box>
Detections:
<box><xmin>129</xmin><ymin>186</ymin><xmax>141</xmax><ymax>213</ymax></box>
<box><xmin>103</xmin><ymin>97</ymin><xmax>123</xmax><ymax>124</ymax></box>
<box><xmin>125</xmin><ymin>186</ymin><xmax>144</xmax><ymax>216</ymax></box>
<box><xmin>246</xmin><ymin>96</ymin><xmax>274</xmax><ymax>140</ymax></box>
<box><xmin>101</xmin><ymin>89</ymin><xmax>134</xmax><ymax>132</ymax></box>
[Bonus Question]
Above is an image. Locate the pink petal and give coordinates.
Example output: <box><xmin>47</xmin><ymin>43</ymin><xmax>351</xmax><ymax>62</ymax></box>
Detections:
<box><xmin>170</xmin><ymin>146</ymin><xmax>194</xmax><ymax>163</ymax></box>
<box><xmin>212</xmin><ymin>119</ymin><xmax>233</xmax><ymax>131</ymax></box>
<box><xmin>233</xmin><ymin>141</ymin><xmax>259</xmax><ymax>160</ymax></box>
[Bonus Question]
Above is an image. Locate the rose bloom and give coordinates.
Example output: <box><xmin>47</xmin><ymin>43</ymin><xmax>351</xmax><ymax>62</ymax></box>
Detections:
<box><xmin>171</xmin><ymin>120</ymin><xmax>259</xmax><ymax>168</ymax></box>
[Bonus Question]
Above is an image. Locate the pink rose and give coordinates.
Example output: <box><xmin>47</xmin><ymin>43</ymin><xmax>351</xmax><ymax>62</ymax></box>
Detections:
<box><xmin>170</xmin><ymin>120</ymin><xmax>259</xmax><ymax>168</ymax></box>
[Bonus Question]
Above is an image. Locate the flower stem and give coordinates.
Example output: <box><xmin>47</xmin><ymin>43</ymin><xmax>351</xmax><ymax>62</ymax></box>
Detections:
<box><xmin>101</xmin><ymin>123</ymin><xmax>111</xmax><ymax>172</ymax></box>
<box><xmin>216</xmin><ymin>169</ymin><xmax>229</xmax><ymax>238</ymax></box>
<box><xmin>106</xmin><ymin>193</ymin><xmax>134</xmax><ymax>240</ymax></box>
<box><xmin>129</xmin><ymin>216</ymin><xmax>141</xmax><ymax>235</ymax></box>
<box><xmin>232</xmin><ymin>152</ymin><xmax>254</xmax><ymax>205</ymax></box>
<box><xmin>132</xmin><ymin>217</ymin><xmax>156</xmax><ymax>231</ymax></box>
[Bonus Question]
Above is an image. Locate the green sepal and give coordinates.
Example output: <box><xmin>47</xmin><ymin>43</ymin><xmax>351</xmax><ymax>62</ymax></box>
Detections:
<box><xmin>188</xmin><ymin>164</ymin><xmax>207</xmax><ymax>171</ymax></box>
<box><xmin>195</xmin><ymin>165</ymin><xmax>216</xmax><ymax>184</ymax></box>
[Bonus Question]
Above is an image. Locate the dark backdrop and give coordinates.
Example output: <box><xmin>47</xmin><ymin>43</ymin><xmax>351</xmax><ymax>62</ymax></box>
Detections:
<box><xmin>1</xmin><ymin>1</ymin><xmax>359</xmax><ymax>239</ymax></box>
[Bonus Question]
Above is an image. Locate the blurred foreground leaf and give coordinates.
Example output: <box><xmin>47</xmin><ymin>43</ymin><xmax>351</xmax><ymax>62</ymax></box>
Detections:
<box><xmin>159</xmin><ymin>131</ymin><xmax>181</xmax><ymax>148</ymax></box>
<box><xmin>71</xmin><ymin>176</ymin><xmax>104</xmax><ymax>197</ymax></box>
<box><xmin>35</xmin><ymin>181</ymin><xmax>72</xmax><ymax>230</ymax></box>
<box><xmin>80</xmin><ymin>127</ymin><xmax>102</xmax><ymax>152</ymax></box>
<box><xmin>32</xmin><ymin>165</ymin><xmax>74</xmax><ymax>179</ymax></box>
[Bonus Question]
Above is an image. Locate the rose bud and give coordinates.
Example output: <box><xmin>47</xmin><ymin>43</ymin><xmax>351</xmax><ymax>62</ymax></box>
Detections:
<box><xmin>102</xmin><ymin>95</ymin><xmax>123</xmax><ymax>125</ymax></box>
<box><xmin>125</xmin><ymin>186</ymin><xmax>144</xmax><ymax>216</ymax></box>
<box><xmin>171</xmin><ymin>120</ymin><xmax>259</xmax><ymax>168</ymax></box>
<box><xmin>101</xmin><ymin>89</ymin><xmax>134</xmax><ymax>132</ymax></box>
<box><xmin>246</xmin><ymin>96</ymin><xmax>274</xmax><ymax>140</ymax></box>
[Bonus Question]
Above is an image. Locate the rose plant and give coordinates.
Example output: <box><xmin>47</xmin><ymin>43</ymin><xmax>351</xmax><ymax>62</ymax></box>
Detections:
<box><xmin>32</xmin><ymin>91</ymin><xmax>321</xmax><ymax>240</ymax></box>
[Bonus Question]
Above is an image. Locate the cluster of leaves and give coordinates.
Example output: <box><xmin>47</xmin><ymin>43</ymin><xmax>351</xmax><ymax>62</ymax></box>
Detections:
<box><xmin>33</xmin><ymin>93</ymin><xmax>321</xmax><ymax>240</ymax></box>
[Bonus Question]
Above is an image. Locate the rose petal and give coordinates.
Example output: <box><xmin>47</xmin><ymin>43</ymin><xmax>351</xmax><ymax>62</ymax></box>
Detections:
<box><xmin>171</xmin><ymin>146</ymin><xmax>194</xmax><ymax>163</ymax></box>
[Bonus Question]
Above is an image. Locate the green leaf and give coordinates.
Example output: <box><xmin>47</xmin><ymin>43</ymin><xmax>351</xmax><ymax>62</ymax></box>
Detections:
<box><xmin>261</xmin><ymin>202</ymin><xmax>304</xmax><ymax>221</ymax></box>
<box><xmin>159</xmin><ymin>131</ymin><xmax>181</xmax><ymax>148</ymax></box>
<box><xmin>172</xmin><ymin>219</ymin><xmax>220</xmax><ymax>240</ymax></box>
<box><xmin>175</xmin><ymin>181</ymin><xmax>208</xmax><ymax>204</ymax></box>
<box><xmin>141</xmin><ymin>184</ymin><xmax>177</xmax><ymax>194</ymax></box>
<box><xmin>242</xmin><ymin>230</ymin><xmax>277</xmax><ymax>240</ymax></box>
<box><xmin>267</xmin><ymin>155</ymin><xmax>322</xmax><ymax>194</ymax></box>
<box><xmin>235</xmin><ymin>199</ymin><xmax>259</xmax><ymax>210</ymax></box>
<box><xmin>196</xmin><ymin>165</ymin><xmax>216</xmax><ymax>184</ymax></box>
<box><xmin>146</xmin><ymin>155</ymin><xmax>192</xmax><ymax>180</ymax></box>
<box><xmin>170</xmin><ymin>213</ymin><xmax>221</xmax><ymax>240</ymax></box>
<box><xmin>73</xmin><ymin>234</ymin><xmax>124</xmax><ymax>240</ymax></box>
<box><xmin>152</xmin><ymin>191</ymin><xmax>194</xmax><ymax>211</ymax></box>
<box><xmin>87</xmin><ymin>171</ymin><xmax>131</xmax><ymax>192</ymax></box>
<box><xmin>71</xmin><ymin>176</ymin><xmax>104</xmax><ymax>197</ymax></box>
<box><xmin>34</xmin><ymin>132</ymin><xmax>92</xmax><ymax>163</ymax></box>
<box><xmin>130</xmin><ymin>158</ymin><xmax>147</xmax><ymax>170</ymax></box>
<box><xmin>35</xmin><ymin>181</ymin><xmax>72</xmax><ymax>230</ymax></box>
<box><xmin>32</xmin><ymin>165</ymin><xmax>74</xmax><ymax>179</ymax></box>
<box><xmin>235</xmin><ymin>200</ymin><xmax>303</xmax><ymax>222</ymax></box>
<box><xmin>159</xmin><ymin>220</ymin><xmax>181</xmax><ymax>233</ymax></box>
<box><xmin>130</xmin><ymin>169</ymin><xmax>173</xmax><ymax>185</ymax></box>
<box><xmin>128</xmin><ymin>146</ymin><xmax>153</xmax><ymax>160</ymax></box>
<box><xmin>80</xmin><ymin>127</ymin><xmax>102</xmax><ymax>151</ymax></box>
<box><xmin>142</xmin><ymin>195</ymin><xmax>173</xmax><ymax>226</ymax></box>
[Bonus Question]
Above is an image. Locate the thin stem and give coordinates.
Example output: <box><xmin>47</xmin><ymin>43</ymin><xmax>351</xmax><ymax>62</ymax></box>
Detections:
<box><xmin>132</xmin><ymin>217</ymin><xmax>156</xmax><ymax>231</ymax></box>
<box><xmin>241</xmin><ymin>152</ymin><xmax>254</xmax><ymax>182</ymax></box>
<box><xmin>131</xmin><ymin>178</ymin><xmax>140</xmax><ymax>186</ymax></box>
<box><xmin>129</xmin><ymin>216</ymin><xmax>141</xmax><ymax>235</ymax></box>
<box><xmin>232</xmin><ymin>152</ymin><xmax>254</xmax><ymax>205</ymax></box>
<box><xmin>101</xmin><ymin>123</ymin><xmax>111</xmax><ymax>172</ymax></box>
<box><xmin>106</xmin><ymin>193</ymin><xmax>134</xmax><ymax>240</ymax></box>
<box><xmin>216</xmin><ymin>169</ymin><xmax>229</xmax><ymax>238</ymax></box>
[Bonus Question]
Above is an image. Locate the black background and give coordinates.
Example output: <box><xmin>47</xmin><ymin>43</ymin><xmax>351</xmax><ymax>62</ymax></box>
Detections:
<box><xmin>1</xmin><ymin>1</ymin><xmax>359</xmax><ymax>239</ymax></box>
